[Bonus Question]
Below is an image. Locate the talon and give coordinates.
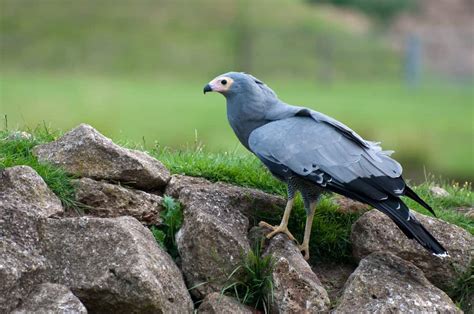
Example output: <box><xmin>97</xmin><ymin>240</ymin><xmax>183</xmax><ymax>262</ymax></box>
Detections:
<box><xmin>299</xmin><ymin>244</ymin><xmax>310</xmax><ymax>260</ymax></box>
<box><xmin>258</xmin><ymin>221</ymin><xmax>296</xmax><ymax>242</ymax></box>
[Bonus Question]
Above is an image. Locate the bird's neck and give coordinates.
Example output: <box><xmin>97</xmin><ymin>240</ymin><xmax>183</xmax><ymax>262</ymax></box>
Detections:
<box><xmin>225</xmin><ymin>96</ymin><xmax>269</xmax><ymax>150</ymax></box>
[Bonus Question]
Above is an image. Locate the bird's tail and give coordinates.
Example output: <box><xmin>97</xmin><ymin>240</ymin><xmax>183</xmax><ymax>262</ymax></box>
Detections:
<box><xmin>404</xmin><ymin>185</ymin><xmax>437</xmax><ymax>217</ymax></box>
<box><xmin>326</xmin><ymin>182</ymin><xmax>447</xmax><ymax>256</ymax></box>
<box><xmin>371</xmin><ymin>197</ymin><xmax>448</xmax><ymax>256</ymax></box>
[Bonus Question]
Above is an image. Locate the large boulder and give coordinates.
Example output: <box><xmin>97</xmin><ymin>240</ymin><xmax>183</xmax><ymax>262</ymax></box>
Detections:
<box><xmin>38</xmin><ymin>216</ymin><xmax>193</xmax><ymax>313</ymax></box>
<box><xmin>12</xmin><ymin>283</ymin><xmax>87</xmax><ymax>314</ymax></box>
<box><xmin>73</xmin><ymin>177</ymin><xmax>164</xmax><ymax>225</ymax></box>
<box><xmin>33</xmin><ymin>124</ymin><xmax>170</xmax><ymax>190</ymax></box>
<box><xmin>264</xmin><ymin>233</ymin><xmax>330</xmax><ymax>313</ymax></box>
<box><xmin>175</xmin><ymin>184</ymin><xmax>252</xmax><ymax>298</ymax></box>
<box><xmin>334</xmin><ymin>252</ymin><xmax>461</xmax><ymax>313</ymax></box>
<box><xmin>166</xmin><ymin>175</ymin><xmax>286</xmax><ymax>218</ymax></box>
<box><xmin>0</xmin><ymin>165</ymin><xmax>63</xmax><ymax>217</ymax></box>
<box><xmin>198</xmin><ymin>292</ymin><xmax>253</xmax><ymax>314</ymax></box>
<box><xmin>351</xmin><ymin>209</ymin><xmax>473</xmax><ymax>291</ymax></box>
<box><xmin>0</xmin><ymin>166</ymin><xmax>63</xmax><ymax>312</ymax></box>
<box><xmin>169</xmin><ymin>175</ymin><xmax>286</xmax><ymax>298</ymax></box>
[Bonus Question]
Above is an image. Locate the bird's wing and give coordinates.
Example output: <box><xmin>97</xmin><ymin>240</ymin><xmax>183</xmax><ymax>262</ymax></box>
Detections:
<box><xmin>248</xmin><ymin>116</ymin><xmax>404</xmax><ymax>203</ymax></box>
<box><xmin>248</xmin><ymin>116</ymin><xmax>446</xmax><ymax>255</ymax></box>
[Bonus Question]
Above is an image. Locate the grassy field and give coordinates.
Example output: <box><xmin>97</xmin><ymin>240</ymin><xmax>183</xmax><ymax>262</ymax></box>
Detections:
<box><xmin>1</xmin><ymin>71</ymin><xmax>472</xmax><ymax>182</ymax></box>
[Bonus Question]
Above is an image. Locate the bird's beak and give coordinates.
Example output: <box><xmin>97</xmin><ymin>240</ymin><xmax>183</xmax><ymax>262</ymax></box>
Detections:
<box><xmin>203</xmin><ymin>84</ymin><xmax>213</xmax><ymax>94</ymax></box>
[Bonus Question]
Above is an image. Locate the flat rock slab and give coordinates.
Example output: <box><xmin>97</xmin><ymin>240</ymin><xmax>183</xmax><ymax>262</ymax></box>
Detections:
<box><xmin>198</xmin><ymin>292</ymin><xmax>254</xmax><ymax>314</ymax></box>
<box><xmin>73</xmin><ymin>177</ymin><xmax>164</xmax><ymax>225</ymax></box>
<box><xmin>334</xmin><ymin>252</ymin><xmax>461</xmax><ymax>313</ymax></box>
<box><xmin>264</xmin><ymin>233</ymin><xmax>330</xmax><ymax>313</ymax></box>
<box><xmin>12</xmin><ymin>283</ymin><xmax>86</xmax><ymax>314</ymax></box>
<box><xmin>33</xmin><ymin>124</ymin><xmax>170</xmax><ymax>190</ymax></box>
<box><xmin>39</xmin><ymin>216</ymin><xmax>193</xmax><ymax>313</ymax></box>
<box><xmin>166</xmin><ymin>174</ymin><xmax>286</xmax><ymax>218</ymax></box>
<box><xmin>0</xmin><ymin>165</ymin><xmax>63</xmax><ymax>217</ymax></box>
<box><xmin>351</xmin><ymin>209</ymin><xmax>473</xmax><ymax>291</ymax></box>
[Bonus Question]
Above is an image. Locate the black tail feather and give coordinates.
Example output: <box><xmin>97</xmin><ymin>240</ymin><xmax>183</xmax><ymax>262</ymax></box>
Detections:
<box><xmin>404</xmin><ymin>185</ymin><xmax>437</xmax><ymax>217</ymax></box>
<box><xmin>373</xmin><ymin>198</ymin><xmax>447</xmax><ymax>256</ymax></box>
<box><xmin>325</xmin><ymin>181</ymin><xmax>447</xmax><ymax>256</ymax></box>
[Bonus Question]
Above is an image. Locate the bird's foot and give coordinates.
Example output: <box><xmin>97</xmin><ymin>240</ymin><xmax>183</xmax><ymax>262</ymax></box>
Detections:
<box><xmin>258</xmin><ymin>221</ymin><xmax>296</xmax><ymax>242</ymax></box>
<box><xmin>298</xmin><ymin>243</ymin><xmax>310</xmax><ymax>261</ymax></box>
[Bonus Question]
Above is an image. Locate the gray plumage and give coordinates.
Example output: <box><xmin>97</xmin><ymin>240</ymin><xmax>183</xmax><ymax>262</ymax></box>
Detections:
<box><xmin>204</xmin><ymin>72</ymin><xmax>447</xmax><ymax>257</ymax></box>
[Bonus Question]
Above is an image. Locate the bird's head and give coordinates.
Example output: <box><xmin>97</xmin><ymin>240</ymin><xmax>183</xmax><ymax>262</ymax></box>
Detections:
<box><xmin>203</xmin><ymin>72</ymin><xmax>275</xmax><ymax>100</ymax></box>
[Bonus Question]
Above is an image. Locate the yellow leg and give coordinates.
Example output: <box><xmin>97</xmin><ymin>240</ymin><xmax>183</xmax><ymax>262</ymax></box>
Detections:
<box><xmin>259</xmin><ymin>198</ymin><xmax>296</xmax><ymax>242</ymax></box>
<box><xmin>299</xmin><ymin>202</ymin><xmax>316</xmax><ymax>260</ymax></box>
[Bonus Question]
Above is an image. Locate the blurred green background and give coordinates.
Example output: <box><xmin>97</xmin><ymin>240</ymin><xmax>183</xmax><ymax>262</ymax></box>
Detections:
<box><xmin>1</xmin><ymin>0</ymin><xmax>473</xmax><ymax>182</ymax></box>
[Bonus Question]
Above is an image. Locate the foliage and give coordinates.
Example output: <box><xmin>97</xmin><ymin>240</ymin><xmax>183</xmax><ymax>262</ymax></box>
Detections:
<box><xmin>447</xmin><ymin>262</ymin><xmax>474</xmax><ymax>312</ymax></box>
<box><xmin>149</xmin><ymin>195</ymin><xmax>184</xmax><ymax>259</ymax></box>
<box><xmin>222</xmin><ymin>241</ymin><xmax>275</xmax><ymax>313</ymax></box>
<box><xmin>309</xmin><ymin>0</ymin><xmax>417</xmax><ymax>21</ymax></box>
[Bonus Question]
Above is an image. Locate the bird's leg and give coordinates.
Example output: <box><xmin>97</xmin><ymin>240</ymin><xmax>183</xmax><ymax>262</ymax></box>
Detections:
<box><xmin>299</xmin><ymin>201</ymin><xmax>316</xmax><ymax>261</ymax></box>
<box><xmin>259</xmin><ymin>198</ymin><xmax>296</xmax><ymax>242</ymax></box>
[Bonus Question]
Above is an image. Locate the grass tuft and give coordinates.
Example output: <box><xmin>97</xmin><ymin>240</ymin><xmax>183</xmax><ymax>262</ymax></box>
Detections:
<box><xmin>222</xmin><ymin>241</ymin><xmax>275</xmax><ymax>313</ymax></box>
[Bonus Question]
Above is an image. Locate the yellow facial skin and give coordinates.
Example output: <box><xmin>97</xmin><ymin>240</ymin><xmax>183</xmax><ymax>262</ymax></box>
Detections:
<box><xmin>208</xmin><ymin>76</ymin><xmax>234</xmax><ymax>93</ymax></box>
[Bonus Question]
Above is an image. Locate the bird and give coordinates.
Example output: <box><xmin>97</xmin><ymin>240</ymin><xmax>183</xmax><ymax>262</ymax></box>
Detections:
<box><xmin>203</xmin><ymin>72</ymin><xmax>447</xmax><ymax>260</ymax></box>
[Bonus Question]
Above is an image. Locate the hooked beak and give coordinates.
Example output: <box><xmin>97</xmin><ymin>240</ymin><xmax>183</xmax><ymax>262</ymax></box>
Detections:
<box><xmin>203</xmin><ymin>84</ymin><xmax>212</xmax><ymax>94</ymax></box>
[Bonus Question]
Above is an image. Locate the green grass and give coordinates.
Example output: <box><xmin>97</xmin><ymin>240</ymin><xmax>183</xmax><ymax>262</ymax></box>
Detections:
<box><xmin>447</xmin><ymin>262</ymin><xmax>474</xmax><ymax>312</ymax></box>
<box><xmin>0</xmin><ymin>126</ymin><xmax>81</xmax><ymax>211</ymax></box>
<box><xmin>1</xmin><ymin>72</ymin><xmax>472</xmax><ymax>183</ymax></box>
<box><xmin>222</xmin><ymin>241</ymin><xmax>275</xmax><ymax>313</ymax></box>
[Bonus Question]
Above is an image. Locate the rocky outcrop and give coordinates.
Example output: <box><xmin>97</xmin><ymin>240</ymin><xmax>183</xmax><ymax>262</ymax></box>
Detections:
<box><xmin>166</xmin><ymin>174</ymin><xmax>286</xmax><ymax>218</ymax></box>
<box><xmin>12</xmin><ymin>283</ymin><xmax>87</xmax><ymax>314</ymax></box>
<box><xmin>33</xmin><ymin>124</ymin><xmax>170</xmax><ymax>190</ymax></box>
<box><xmin>264</xmin><ymin>233</ymin><xmax>330</xmax><ymax>313</ymax></box>
<box><xmin>198</xmin><ymin>293</ymin><xmax>254</xmax><ymax>314</ymax></box>
<box><xmin>351</xmin><ymin>209</ymin><xmax>474</xmax><ymax>291</ymax></box>
<box><xmin>39</xmin><ymin>216</ymin><xmax>193</xmax><ymax>313</ymax></box>
<box><xmin>334</xmin><ymin>252</ymin><xmax>461</xmax><ymax>313</ymax></box>
<box><xmin>175</xmin><ymin>183</ymin><xmax>252</xmax><ymax>298</ymax></box>
<box><xmin>0</xmin><ymin>165</ymin><xmax>63</xmax><ymax>217</ymax></box>
<box><xmin>0</xmin><ymin>166</ymin><xmax>63</xmax><ymax>312</ymax></box>
<box><xmin>73</xmin><ymin>177</ymin><xmax>164</xmax><ymax>225</ymax></box>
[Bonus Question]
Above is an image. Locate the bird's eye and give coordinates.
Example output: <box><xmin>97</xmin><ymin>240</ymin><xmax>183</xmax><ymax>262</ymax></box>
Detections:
<box><xmin>221</xmin><ymin>79</ymin><xmax>227</xmax><ymax>85</ymax></box>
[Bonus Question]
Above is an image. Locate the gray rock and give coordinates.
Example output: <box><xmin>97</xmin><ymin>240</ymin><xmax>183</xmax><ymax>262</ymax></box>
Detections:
<box><xmin>334</xmin><ymin>252</ymin><xmax>461</xmax><ymax>313</ymax></box>
<box><xmin>176</xmin><ymin>184</ymin><xmax>252</xmax><ymax>298</ymax></box>
<box><xmin>332</xmin><ymin>195</ymin><xmax>370</xmax><ymax>214</ymax></box>
<box><xmin>430</xmin><ymin>186</ymin><xmax>450</xmax><ymax>198</ymax></box>
<box><xmin>264</xmin><ymin>233</ymin><xmax>330</xmax><ymax>313</ymax></box>
<box><xmin>170</xmin><ymin>175</ymin><xmax>286</xmax><ymax>299</ymax></box>
<box><xmin>33</xmin><ymin>124</ymin><xmax>170</xmax><ymax>190</ymax></box>
<box><xmin>0</xmin><ymin>166</ymin><xmax>62</xmax><ymax>312</ymax></box>
<box><xmin>0</xmin><ymin>211</ymin><xmax>46</xmax><ymax>313</ymax></box>
<box><xmin>12</xmin><ymin>283</ymin><xmax>87</xmax><ymax>314</ymax></box>
<box><xmin>0</xmin><ymin>165</ymin><xmax>63</xmax><ymax>217</ymax></box>
<box><xmin>39</xmin><ymin>216</ymin><xmax>193</xmax><ymax>313</ymax></box>
<box><xmin>166</xmin><ymin>174</ymin><xmax>286</xmax><ymax>218</ymax></box>
<box><xmin>198</xmin><ymin>292</ymin><xmax>254</xmax><ymax>314</ymax></box>
<box><xmin>73</xmin><ymin>177</ymin><xmax>164</xmax><ymax>225</ymax></box>
<box><xmin>311</xmin><ymin>262</ymin><xmax>355</xmax><ymax>305</ymax></box>
<box><xmin>6</xmin><ymin>131</ymin><xmax>33</xmax><ymax>141</ymax></box>
<box><xmin>351</xmin><ymin>209</ymin><xmax>474</xmax><ymax>291</ymax></box>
